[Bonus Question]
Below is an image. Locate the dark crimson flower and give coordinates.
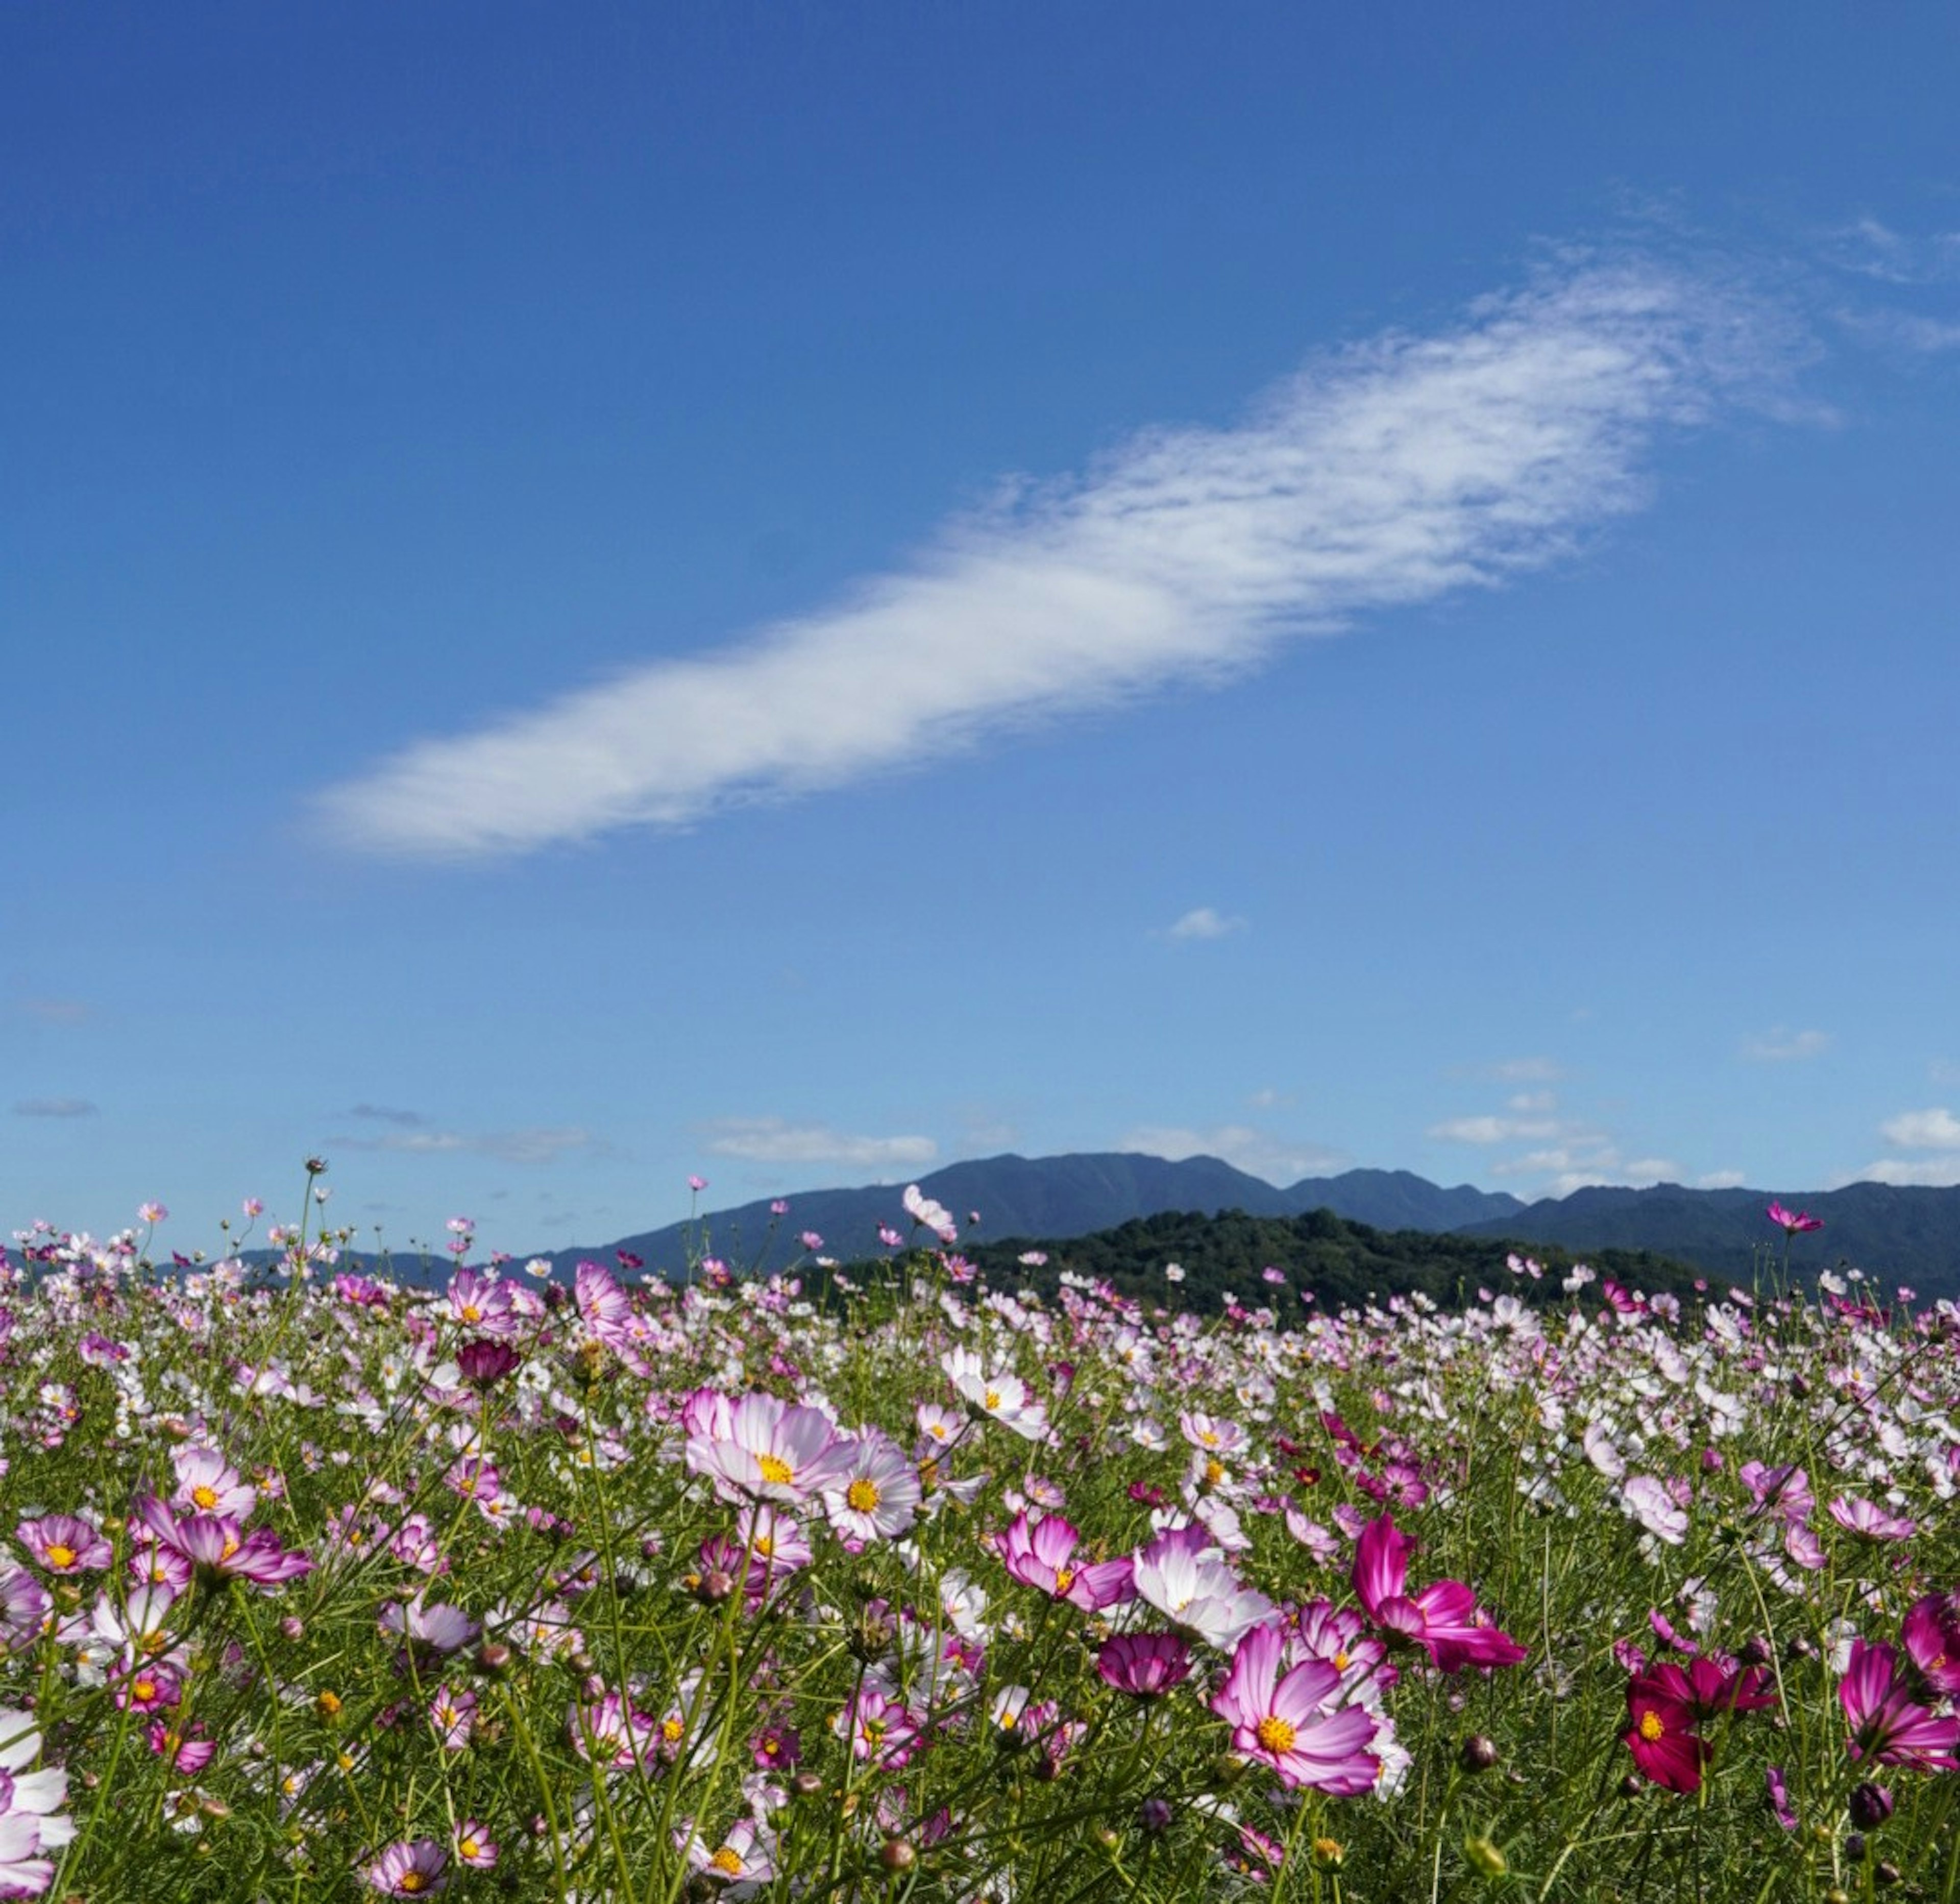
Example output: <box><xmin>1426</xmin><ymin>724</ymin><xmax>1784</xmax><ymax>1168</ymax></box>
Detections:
<box><xmin>1622</xmin><ymin>1676</ymin><xmax>1709</xmax><ymax>1793</ymax></box>
<box><xmin>1096</xmin><ymin>1631</ymin><xmax>1192</xmax><ymax>1698</ymax></box>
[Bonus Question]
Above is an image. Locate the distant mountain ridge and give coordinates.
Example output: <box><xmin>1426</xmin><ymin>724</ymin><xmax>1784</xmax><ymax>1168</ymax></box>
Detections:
<box><xmin>529</xmin><ymin>1152</ymin><xmax>1528</xmax><ymax>1280</ymax></box>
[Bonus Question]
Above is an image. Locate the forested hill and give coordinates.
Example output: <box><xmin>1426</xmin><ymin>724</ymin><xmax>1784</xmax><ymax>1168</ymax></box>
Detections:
<box><xmin>939</xmin><ymin>1206</ymin><xmax>1719</xmax><ymax>1315</ymax></box>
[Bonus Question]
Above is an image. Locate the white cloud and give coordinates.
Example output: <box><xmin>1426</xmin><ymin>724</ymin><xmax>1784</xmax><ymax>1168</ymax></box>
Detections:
<box><xmin>1487</xmin><ymin>1057</ymin><xmax>1563</xmax><ymax>1083</ymax></box>
<box><xmin>1849</xmin><ymin>1156</ymin><xmax>1960</xmax><ymax>1188</ymax></box>
<box><xmin>333</xmin><ymin>1126</ymin><xmax>598</xmax><ymax>1165</ymax></box>
<box><xmin>1163</xmin><ymin>907</ymin><xmax>1246</xmax><ymax>941</ymax></box>
<box><xmin>1118</xmin><ymin>1123</ymin><xmax>1348</xmax><ymax>1185</ymax></box>
<box><xmin>18</xmin><ymin>998</ymin><xmax>88</xmax><ymax>1026</ymax></box>
<box><xmin>316</xmin><ymin>256</ymin><xmax>1798</xmax><ymax>858</ymax></box>
<box><xmin>1696</xmin><ymin>1169</ymin><xmax>1747</xmax><ymax>1189</ymax></box>
<box><xmin>1504</xmin><ymin>1091</ymin><xmax>1556</xmax><ymax>1113</ymax></box>
<box><xmin>1429</xmin><ymin>1115</ymin><xmax>1563</xmax><ymax>1144</ymax></box>
<box><xmin>12</xmin><ymin>1097</ymin><xmax>98</xmax><ymax>1118</ymax></box>
<box><xmin>1740</xmin><ymin>1027</ymin><xmax>1831</xmax><ymax>1063</ymax></box>
<box><xmin>1838</xmin><ymin>307</ymin><xmax>1960</xmax><ymax>355</ymax></box>
<box><xmin>1823</xmin><ymin>217</ymin><xmax>1960</xmax><ymax>285</ymax></box>
<box><xmin>1879</xmin><ymin>1107</ymin><xmax>1960</xmax><ymax>1150</ymax></box>
<box><xmin>1245</xmin><ymin>1086</ymin><xmax>1291</xmax><ymax>1110</ymax></box>
<box><xmin>700</xmin><ymin>1118</ymin><xmax>938</xmax><ymax>1169</ymax></box>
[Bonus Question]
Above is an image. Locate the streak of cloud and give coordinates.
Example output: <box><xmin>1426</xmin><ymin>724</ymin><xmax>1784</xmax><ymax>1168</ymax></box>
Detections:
<box><xmin>12</xmin><ymin>1097</ymin><xmax>99</xmax><ymax>1118</ymax></box>
<box><xmin>1163</xmin><ymin>907</ymin><xmax>1246</xmax><ymax>941</ymax></box>
<box><xmin>700</xmin><ymin>1119</ymin><xmax>938</xmax><ymax>1169</ymax></box>
<box><xmin>315</xmin><ymin>255</ymin><xmax>1800</xmax><ymax>859</ymax></box>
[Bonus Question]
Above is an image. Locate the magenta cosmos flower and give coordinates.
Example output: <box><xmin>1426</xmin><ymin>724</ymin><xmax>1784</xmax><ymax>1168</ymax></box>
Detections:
<box><xmin>995</xmin><ymin>1512</ymin><xmax>1134</xmax><ymax>1612</ymax></box>
<box><xmin>1351</xmin><ymin>1515</ymin><xmax>1526</xmax><ymax>1672</ymax></box>
<box><xmin>685</xmin><ymin>1393</ymin><xmax>854</xmax><ymax>1506</ymax></box>
<box><xmin>1902</xmin><ymin>1592</ymin><xmax>1960</xmax><ymax>1696</ymax></box>
<box><xmin>1210</xmin><ymin>1622</ymin><xmax>1379</xmax><ymax>1793</ymax></box>
<box><xmin>134</xmin><ymin>1497</ymin><xmax>312</xmax><ymax>1590</ymax></box>
<box><xmin>1622</xmin><ymin>1675</ymin><xmax>1709</xmax><ymax>1793</ymax></box>
<box><xmin>1841</xmin><ymin>1639</ymin><xmax>1960</xmax><ymax>1771</ymax></box>
<box><xmin>1766</xmin><ymin>1201</ymin><xmax>1823</xmax><ymax>1236</ymax></box>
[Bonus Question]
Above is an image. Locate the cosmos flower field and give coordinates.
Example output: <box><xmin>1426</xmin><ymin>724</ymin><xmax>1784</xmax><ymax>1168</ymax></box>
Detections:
<box><xmin>3</xmin><ymin>1181</ymin><xmax>1958</xmax><ymax>1903</ymax></box>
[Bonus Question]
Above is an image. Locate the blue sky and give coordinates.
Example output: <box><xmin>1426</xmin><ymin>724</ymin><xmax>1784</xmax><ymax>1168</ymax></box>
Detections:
<box><xmin>8</xmin><ymin>3</ymin><xmax>1960</xmax><ymax>1256</ymax></box>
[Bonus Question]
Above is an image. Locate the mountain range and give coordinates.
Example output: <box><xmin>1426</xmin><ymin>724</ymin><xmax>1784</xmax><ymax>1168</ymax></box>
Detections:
<box><xmin>513</xmin><ymin>1151</ymin><xmax>1958</xmax><ymax>1297</ymax></box>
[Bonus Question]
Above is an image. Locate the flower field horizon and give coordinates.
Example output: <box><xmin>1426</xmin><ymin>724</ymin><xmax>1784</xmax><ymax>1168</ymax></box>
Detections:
<box><xmin>2</xmin><ymin>1171</ymin><xmax>1957</xmax><ymax>1902</ymax></box>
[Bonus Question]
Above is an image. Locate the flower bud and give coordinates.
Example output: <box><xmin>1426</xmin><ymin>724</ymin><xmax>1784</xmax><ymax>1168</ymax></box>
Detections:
<box><xmin>694</xmin><ymin>1569</ymin><xmax>735</xmax><ymax>1606</ymax></box>
<box><xmin>792</xmin><ymin>1771</ymin><xmax>825</xmax><ymax>1799</ymax></box>
<box><xmin>1845</xmin><ymin>1833</ymin><xmax>1867</xmax><ymax>1863</ymax></box>
<box><xmin>1463</xmin><ymin>1835</ymin><xmax>1508</xmax><ymax>1877</ymax></box>
<box><xmin>1876</xmin><ymin>1861</ymin><xmax>1902</xmax><ymax>1887</ymax></box>
<box><xmin>1849</xmin><ymin>1782</ymin><xmax>1895</xmax><ymax>1829</ymax></box>
<box><xmin>1136</xmin><ymin>1798</ymin><xmax>1172</xmax><ymax>1836</ymax></box>
<box><xmin>879</xmin><ymin>1839</ymin><xmax>917</xmax><ymax>1874</ymax></box>
<box><xmin>1459</xmin><ymin>1734</ymin><xmax>1499</xmax><ymax>1773</ymax></box>
<box><xmin>1619</xmin><ymin>1775</ymin><xmax>1644</xmax><ymax>1800</ymax></box>
<box><xmin>475</xmin><ymin>1642</ymin><xmax>513</xmax><ymax>1677</ymax></box>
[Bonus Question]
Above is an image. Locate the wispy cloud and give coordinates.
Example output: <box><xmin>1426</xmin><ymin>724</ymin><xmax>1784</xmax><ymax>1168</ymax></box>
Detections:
<box><xmin>1879</xmin><ymin>1107</ymin><xmax>1960</xmax><ymax>1150</ymax></box>
<box><xmin>1428</xmin><ymin>1114</ymin><xmax>1564</xmax><ymax>1144</ymax></box>
<box><xmin>348</xmin><ymin>1103</ymin><xmax>429</xmax><ymax>1127</ymax></box>
<box><xmin>316</xmin><ymin>255</ymin><xmax>1798</xmax><ymax>858</ymax></box>
<box><xmin>699</xmin><ymin>1118</ymin><xmax>938</xmax><ymax>1169</ymax></box>
<box><xmin>332</xmin><ymin>1126</ymin><xmax>598</xmax><ymax>1165</ymax></box>
<box><xmin>18</xmin><ymin>998</ymin><xmax>88</xmax><ymax>1026</ymax></box>
<box><xmin>1822</xmin><ymin>217</ymin><xmax>1960</xmax><ymax>286</ymax></box>
<box><xmin>1162</xmin><ymin>907</ymin><xmax>1246</xmax><ymax>941</ymax></box>
<box><xmin>1740</xmin><ymin>1027</ymin><xmax>1831</xmax><ymax>1063</ymax></box>
<box><xmin>1118</xmin><ymin>1123</ymin><xmax>1348</xmax><ymax>1185</ymax></box>
<box><xmin>1696</xmin><ymin>1169</ymin><xmax>1748</xmax><ymax>1190</ymax></box>
<box><xmin>12</xmin><ymin>1097</ymin><xmax>98</xmax><ymax>1118</ymax></box>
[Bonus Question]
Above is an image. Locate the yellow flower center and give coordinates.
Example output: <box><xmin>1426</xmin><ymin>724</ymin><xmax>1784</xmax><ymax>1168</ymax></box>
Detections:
<box><xmin>399</xmin><ymin>1875</ymin><xmax>426</xmax><ymax>1895</ymax></box>
<box><xmin>317</xmin><ymin>1691</ymin><xmax>342</xmax><ymax>1718</ymax></box>
<box><xmin>1256</xmin><ymin>1715</ymin><xmax>1296</xmax><ymax>1754</ymax></box>
<box><xmin>1205</xmin><ymin>1458</ymin><xmax>1226</xmax><ymax>1487</ymax></box>
<box><xmin>460</xmin><ymin>1304</ymin><xmax>482</xmax><ymax>1324</ymax></box>
<box><xmin>45</xmin><ymin>1543</ymin><xmax>76</xmax><ymax>1570</ymax></box>
<box><xmin>219</xmin><ymin>1536</ymin><xmax>239</xmax><ymax>1561</ymax></box>
<box><xmin>1055</xmin><ymin>1568</ymin><xmax>1075</xmax><ymax>1595</ymax></box>
<box><xmin>984</xmin><ymin>1390</ymin><xmax>1001</xmax><ymax>1410</ymax></box>
<box><xmin>133</xmin><ymin>1677</ymin><xmax>158</xmax><ymax>1702</ymax></box>
<box><xmin>999</xmin><ymin>1709</ymin><xmax>1018</xmax><ymax>1729</ymax></box>
<box><xmin>663</xmin><ymin>1717</ymin><xmax>684</xmax><ymax>1744</ymax></box>
<box><xmin>1638</xmin><ymin>1711</ymin><xmax>1665</xmax><ymax>1742</ymax></box>
<box><xmin>1332</xmin><ymin>1651</ymin><xmax>1351</xmax><ymax>1671</ymax></box>
<box><xmin>710</xmin><ymin>1847</ymin><xmax>744</xmax><ymax>1876</ymax></box>
<box><xmin>1200</xmin><ymin>1429</ymin><xmax>1219</xmax><ymax>1446</ymax></box>
<box><xmin>846</xmin><ymin>1478</ymin><xmax>881</xmax><ymax>1513</ymax></box>
<box><xmin>757</xmin><ymin>1453</ymin><xmax>794</xmax><ymax>1486</ymax></box>
<box><xmin>191</xmin><ymin>1485</ymin><xmax>219</xmax><ymax>1511</ymax></box>
<box><xmin>458</xmin><ymin>1837</ymin><xmax>480</xmax><ymax>1861</ymax></box>
<box><xmin>752</xmin><ymin>1532</ymin><xmax>775</xmax><ymax>1558</ymax></box>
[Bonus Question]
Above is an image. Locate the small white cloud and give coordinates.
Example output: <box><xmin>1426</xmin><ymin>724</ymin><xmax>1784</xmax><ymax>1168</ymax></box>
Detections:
<box><xmin>1696</xmin><ymin>1169</ymin><xmax>1747</xmax><ymax>1189</ymax></box>
<box><xmin>1740</xmin><ymin>1028</ymin><xmax>1831</xmax><ymax>1063</ymax></box>
<box><xmin>348</xmin><ymin>1103</ymin><xmax>429</xmax><ymax>1128</ymax></box>
<box><xmin>12</xmin><ymin>1096</ymin><xmax>99</xmax><ymax>1118</ymax></box>
<box><xmin>1879</xmin><ymin>1107</ymin><xmax>1960</xmax><ymax>1150</ymax></box>
<box><xmin>1245</xmin><ymin>1086</ymin><xmax>1291</xmax><ymax>1110</ymax></box>
<box><xmin>1164</xmin><ymin>907</ymin><xmax>1246</xmax><ymax>941</ymax></box>
<box><xmin>700</xmin><ymin>1118</ymin><xmax>938</xmax><ymax>1169</ymax></box>
<box><xmin>1118</xmin><ymin>1123</ymin><xmax>1347</xmax><ymax>1185</ymax></box>
<box><xmin>1505</xmin><ymin>1091</ymin><xmax>1556</xmax><ymax>1113</ymax></box>
<box><xmin>1486</xmin><ymin>1057</ymin><xmax>1564</xmax><ymax>1083</ymax></box>
<box><xmin>1429</xmin><ymin>1115</ymin><xmax>1562</xmax><ymax>1144</ymax></box>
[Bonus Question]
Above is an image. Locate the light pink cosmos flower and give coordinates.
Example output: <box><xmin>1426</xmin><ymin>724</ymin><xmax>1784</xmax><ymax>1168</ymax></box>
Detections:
<box><xmin>453</xmin><ymin>1820</ymin><xmax>498</xmax><ymax>1870</ymax></box>
<box><xmin>834</xmin><ymin>1687</ymin><xmax>919</xmax><ymax>1769</ymax></box>
<box><xmin>1828</xmin><ymin>1496</ymin><xmax>1917</xmax><ymax>1542</ymax></box>
<box><xmin>1766</xmin><ymin>1201</ymin><xmax>1823</xmax><ymax>1236</ymax></box>
<box><xmin>1131</xmin><ymin>1524</ymin><xmax>1273</xmax><ymax>1650</ymax></box>
<box><xmin>682</xmin><ymin>1815</ymin><xmax>777</xmax><ymax>1891</ymax></box>
<box><xmin>445</xmin><ymin>1268</ymin><xmax>519</xmax><ymax>1338</ymax></box>
<box><xmin>1841</xmin><ymin>1638</ymin><xmax>1960</xmax><ymax>1770</ymax></box>
<box><xmin>1210</xmin><ymin>1621</ymin><xmax>1380</xmax><ymax>1793</ymax></box>
<box><xmin>1351</xmin><ymin>1514</ymin><xmax>1527</xmax><ymax>1673</ymax></box>
<box><xmin>428</xmin><ymin>1686</ymin><xmax>477</xmax><ymax>1752</ymax></box>
<box><xmin>362</xmin><ymin>1837</ymin><xmax>449</xmax><ymax>1896</ymax></box>
<box><xmin>820</xmin><ymin>1432</ymin><xmax>922</xmax><ymax>1543</ymax></box>
<box><xmin>16</xmin><ymin>1514</ymin><xmax>110</xmax><ymax>1575</ymax></box>
<box><xmin>686</xmin><ymin>1392</ymin><xmax>855</xmax><ymax>1505</ymax></box>
<box><xmin>901</xmin><ymin>1185</ymin><xmax>958</xmax><ymax>1244</ymax></box>
<box><xmin>169</xmin><ymin>1446</ymin><xmax>257</xmax><ymax>1520</ymax></box>
<box><xmin>1622</xmin><ymin>1475</ymin><xmax>1689</xmax><ymax>1546</ymax></box>
<box><xmin>379</xmin><ymin>1595</ymin><xmax>478</xmax><ymax>1657</ymax></box>
<box><xmin>0</xmin><ymin>1706</ymin><xmax>74</xmax><ymax>1898</ymax></box>
<box><xmin>941</xmin><ymin>1348</ymin><xmax>1049</xmax><ymax>1442</ymax></box>
<box><xmin>570</xmin><ymin>1690</ymin><xmax>660</xmax><ymax>1769</ymax></box>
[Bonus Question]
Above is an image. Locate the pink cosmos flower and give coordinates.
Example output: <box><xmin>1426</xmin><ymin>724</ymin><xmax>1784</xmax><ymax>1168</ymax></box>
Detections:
<box><xmin>1639</xmin><ymin>1656</ymin><xmax>1777</xmax><ymax>1721</ymax></box>
<box><xmin>363</xmin><ymin>1837</ymin><xmax>449</xmax><ymax>1895</ymax></box>
<box><xmin>902</xmin><ymin>1185</ymin><xmax>958</xmax><ymax>1244</ymax></box>
<box><xmin>1096</xmin><ymin>1631</ymin><xmax>1192</xmax><ymax>1698</ymax></box>
<box><xmin>1210</xmin><ymin>1621</ymin><xmax>1380</xmax><ymax>1793</ymax></box>
<box><xmin>995</xmin><ymin>1512</ymin><xmax>1135</xmax><ymax>1612</ymax></box>
<box><xmin>428</xmin><ymin>1686</ymin><xmax>477</xmax><ymax>1752</ymax></box>
<box><xmin>1622</xmin><ymin>1676</ymin><xmax>1709</xmax><ymax>1793</ymax></box>
<box><xmin>134</xmin><ymin>1497</ymin><xmax>312</xmax><ymax>1589</ymax></box>
<box><xmin>1766</xmin><ymin>1201</ymin><xmax>1822</xmax><ymax>1235</ymax></box>
<box><xmin>1828</xmin><ymin>1496</ymin><xmax>1917</xmax><ymax>1542</ymax></box>
<box><xmin>682</xmin><ymin>1815</ymin><xmax>777</xmax><ymax>1889</ymax></box>
<box><xmin>834</xmin><ymin>1688</ymin><xmax>919</xmax><ymax>1769</ymax></box>
<box><xmin>686</xmin><ymin>1392</ymin><xmax>854</xmax><ymax>1505</ymax></box>
<box><xmin>1351</xmin><ymin>1514</ymin><xmax>1526</xmax><ymax>1672</ymax></box>
<box><xmin>453</xmin><ymin>1820</ymin><xmax>498</xmax><ymax>1870</ymax></box>
<box><xmin>942</xmin><ymin>1348</ymin><xmax>1049</xmax><ymax>1441</ymax></box>
<box><xmin>1841</xmin><ymin>1639</ymin><xmax>1960</xmax><ymax>1770</ymax></box>
<box><xmin>16</xmin><ymin>1514</ymin><xmax>110</xmax><ymax>1575</ymax></box>
<box><xmin>446</xmin><ymin>1268</ymin><xmax>519</xmax><ymax>1337</ymax></box>
<box><xmin>169</xmin><ymin>1446</ymin><xmax>257</xmax><ymax>1519</ymax></box>
<box><xmin>570</xmin><ymin>1690</ymin><xmax>660</xmax><ymax>1768</ymax></box>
